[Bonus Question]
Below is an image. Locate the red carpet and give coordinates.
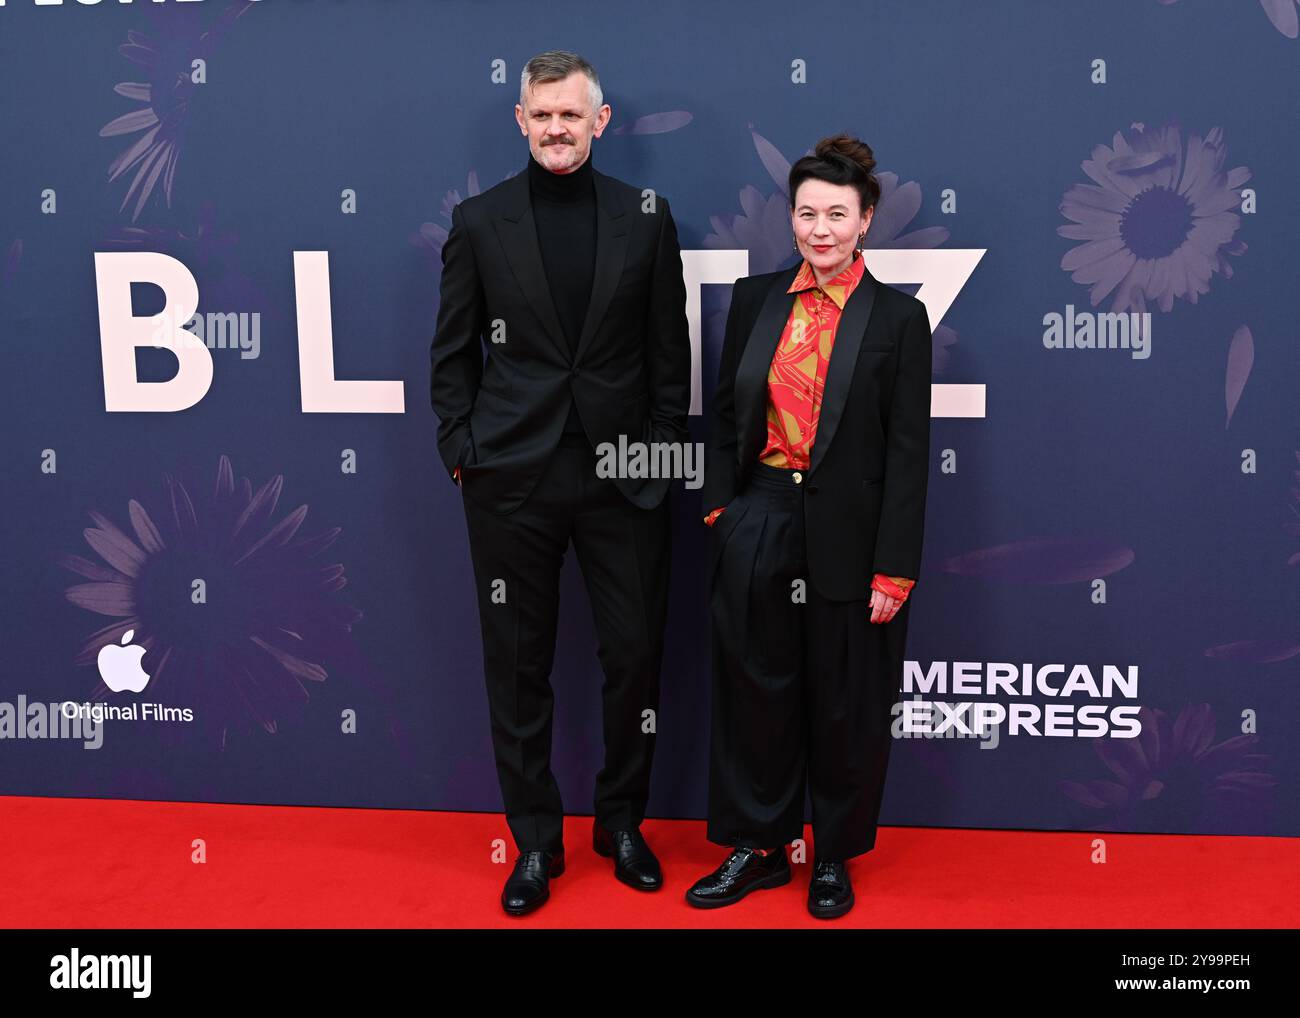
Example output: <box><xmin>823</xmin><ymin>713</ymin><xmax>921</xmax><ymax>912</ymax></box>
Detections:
<box><xmin>1</xmin><ymin>796</ymin><xmax>1293</xmax><ymax>928</ymax></box>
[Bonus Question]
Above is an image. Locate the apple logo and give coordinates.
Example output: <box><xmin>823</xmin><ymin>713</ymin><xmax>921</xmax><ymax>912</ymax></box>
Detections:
<box><xmin>97</xmin><ymin>629</ymin><xmax>151</xmax><ymax>693</ymax></box>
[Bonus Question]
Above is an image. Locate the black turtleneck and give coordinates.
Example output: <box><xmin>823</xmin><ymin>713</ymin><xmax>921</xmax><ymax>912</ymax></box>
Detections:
<box><xmin>528</xmin><ymin>150</ymin><xmax>596</xmax><ymax>435</ymax></box>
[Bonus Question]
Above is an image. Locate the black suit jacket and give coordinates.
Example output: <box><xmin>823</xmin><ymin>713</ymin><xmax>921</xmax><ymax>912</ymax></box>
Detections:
<box><xmin>703</xmin><ymin>262</ymin><xmax>933</xmax><ymax>601</ymax></box>
<box><xmin>429</xmin><ymin>162</ymin><xmax>691</xmax><ymax>513</ymax></box>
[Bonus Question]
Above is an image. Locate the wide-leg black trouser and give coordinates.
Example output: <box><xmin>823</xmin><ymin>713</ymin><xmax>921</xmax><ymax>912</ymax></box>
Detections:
<box><xmin>706</xmin><ymin>461</ymin><xmax>908</xmax><ymax>862</ymax></box>
<box><xmin>461</xmin><ymin>434</ymin><xmax>670</xmax><ymax>853</ymax></box>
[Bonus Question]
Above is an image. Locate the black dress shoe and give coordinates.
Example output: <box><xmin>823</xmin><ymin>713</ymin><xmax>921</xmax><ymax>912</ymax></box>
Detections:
<box><xmin>593</xmin><ymin>821</ymin><xmax>662</xmax><ymax>890</ymax></box>
<box><xmin>807</xmin><ymin>859</ymin><xmax>854</xmax><ymax>918</ymax></box>
<box><xmin>501</xmin><ymin>848</ymin><xmax>565</xmax><ymax>916</ymax></box>
<box><xmin>684</xmin><ymin>846</ymin><xmax>791</xmax><ymax>909</ymax></box>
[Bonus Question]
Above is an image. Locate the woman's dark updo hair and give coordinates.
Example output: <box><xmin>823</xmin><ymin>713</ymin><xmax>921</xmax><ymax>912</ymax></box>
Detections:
<box><xmin>788</xmin><ymin>133</ymin><xmax>880</xmax><ymax>215</ymax></box>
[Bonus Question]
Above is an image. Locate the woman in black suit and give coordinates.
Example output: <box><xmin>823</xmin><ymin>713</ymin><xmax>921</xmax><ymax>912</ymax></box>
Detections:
<box><xmin>686</xmin><ymin>134</ymin><xmax>933</xmax><ymax>919</ymax></box>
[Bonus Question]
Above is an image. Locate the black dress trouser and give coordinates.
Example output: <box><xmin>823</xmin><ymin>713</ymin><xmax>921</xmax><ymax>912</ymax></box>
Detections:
<box><xmin>707</xmin><ymin>461</ymin><xmax>908</xmax><ymax>862</ymax></box>
<box><xmin>461</xmin><ymin>433</ymin><xmax>670</xmax><ymax>853</ymax></box>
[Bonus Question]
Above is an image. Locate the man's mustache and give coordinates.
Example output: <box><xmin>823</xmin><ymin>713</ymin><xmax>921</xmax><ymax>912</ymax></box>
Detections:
<box><xmin>542</xmin><ymin>137</ymin><xmax>574</xmax><ymax>146</ymax></box>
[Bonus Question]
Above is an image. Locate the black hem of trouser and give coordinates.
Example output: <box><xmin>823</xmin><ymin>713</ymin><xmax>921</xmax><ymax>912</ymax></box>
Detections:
<box><xmin>811</xmin><ymin>840</ymin><xmax>876</xmax><ymax>864</ymax></box>
<box><xmin>702</xmin><ymin>833</ymin><xmax>879</xmax><ymax>861</ymax></box>
<box><xmin>513</xmin><ymin>840</ymin><xmax>565</xmax><ymax>854</ymax></box>
<box><xmin>595</xmin><ymin>811</ymin><xmax>644</xmax><ymax>833</ymax></box>
<box><xmin>706</xmin><ymin>827</ymin><xmax>801</xmax><ymax>852</ymax></box>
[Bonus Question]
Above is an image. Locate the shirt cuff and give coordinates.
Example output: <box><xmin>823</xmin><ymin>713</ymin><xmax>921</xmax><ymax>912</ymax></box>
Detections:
<box><xmin>871</xmin><ymin>573</ymin><xmax>915</xmax><ymax>602</ymax></box>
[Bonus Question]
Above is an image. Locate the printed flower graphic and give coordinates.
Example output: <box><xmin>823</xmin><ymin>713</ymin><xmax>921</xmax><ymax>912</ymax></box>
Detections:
<box><xmin>1259</xmin><ymin>0</ymin><xmax>1300</xmax><ymax>34</ymax></box>
<box><xmin>58</xmin><ymin>455</ymin><xmax>363</xmax><ymax>748</ymax></box>
<box><xmin>611</xmin><ymin>111</ymin><xmax>693</xmax><ymax>135</ymax></box>
<box><xmin>98</xmin><ymin>2</ymin><xmax>254</xmax><ymax>222</ymax></box>
<box><xmin>1158</xmin><ymin>0</ymin><xmax>1300</xmax><ymax>39</ymax></box>
<box><xmin>1058</xmin><ymin>122</ymin><xmax>1250</xmax><ymax>314</ymax></box>
<box><xmin>1204</xmin><ymin>639</ymin><xmax>1300</xmax><ymax>664</ymax></box>
<box><xmin>412</xmin><ymin>172</ymin><xmax>492</xmax><ymax>260</ymax></box>
<box><xmin>704</xmin><ymin>127</ymin><xmax>959</xmax><ymax>374</ymax></box>
<box><xmin>2</xmin><ymin>239</ymin><xmax>20</xmax><ymax>289</ymax></box>
<box><xmin>941</xmin><ymin>536</ymin><xmax>1134</xmax><ymax>584</ymax></box>
<box><xmin>1224</xmin><ymin>325</ymin><xmax>1254</xmax><ymax>429</ymax></box>
<box><xmin>1060</xmin><ymin>704</ymin><xmax>1276</xmax><ymax>832</ymax></box>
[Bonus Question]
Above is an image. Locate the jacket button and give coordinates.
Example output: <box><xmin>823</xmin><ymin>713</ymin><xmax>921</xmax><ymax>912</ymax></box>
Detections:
<box><xmin>792</xmin><ymin>471</ymin><xmax>803</xmax><ymax>484</ymax></box>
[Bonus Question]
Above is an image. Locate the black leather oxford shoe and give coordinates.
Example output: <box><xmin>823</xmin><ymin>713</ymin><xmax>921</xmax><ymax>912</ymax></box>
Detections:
<box><xmin>501</xmin><ymin>848</ymin><xmax>565</xmax><ymax>916</ymax></box>
<box><xmin>807</xmin><ymin>859</ymin><xmax>854</xmax><ymax>918</ymax></box>
<box><xmin>593</xmin><ymin>821</ymin><xmax>663</xmax><ymax>890</ymax></box>
<box><xmin>684</xmin><ymin>846</ymin><xmax>791</xmax><ymax>909</ymax></box>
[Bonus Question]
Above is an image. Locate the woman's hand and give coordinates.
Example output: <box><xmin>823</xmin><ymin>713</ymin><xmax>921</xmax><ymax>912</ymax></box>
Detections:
<box><xmin>869</xmin><ymin>588</ymin><xmax>901</xmax><ymax>624</ymax></box>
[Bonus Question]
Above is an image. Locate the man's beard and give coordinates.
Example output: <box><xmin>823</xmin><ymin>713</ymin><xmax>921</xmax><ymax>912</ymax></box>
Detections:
<box><xmin>538</xmin><ymin>140</ymin><xmax>582</xmax><ymax>168</ymax></box>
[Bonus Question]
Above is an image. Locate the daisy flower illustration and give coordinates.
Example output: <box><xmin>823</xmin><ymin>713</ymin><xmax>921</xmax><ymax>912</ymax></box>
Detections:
<box><xmin>1060</xmin><ymin>704</ymin><xmax>1276</xmax><ymax>832</ymax></box>
<box><xmin>1159</xmin><ymin>0</ymin><xmax>1300</xmax><ymax>39</ymax></box>
<box><xmin>1058</xmin><ymin>122</ymin><xmax>1250</xmax><ymax>314</ymax></box>
<box><xmin>58</xmin><ymin>455</ymin><xmax>363</xmax><ymax>748</ymax></box>
<box><xmin>98</xmin><ymin>2</ymin><xmax>254</xmax><ymax>222</ymax></box>
<box><xmin>413</xmin><ymin>172</ymin><xmax>490</xmax><ymax>260</ymax></box>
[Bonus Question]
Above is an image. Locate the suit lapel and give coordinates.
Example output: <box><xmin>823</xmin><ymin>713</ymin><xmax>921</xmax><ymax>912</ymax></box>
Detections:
<box><xmin>491</xmin><ymin>163</ymin><xmax>629</xmax><ymax>365</ymax></box>
<box><xmin>574</xmin><ymin>169</ymin><xmax>630</xmax><ymax>364</ymax></box>
<box><xmin>809</xmin><ymin>266</ymin><xmax>877</xmax><ymax>473</ymax></box>
<box><xmin>493</xmin><ymin>170</ymin><xmax>569</xmax><ymax>361</ymax></box>
<box><xmin>735</xmin><ymin>264</ymin><xmax>802</xmax><ymax>469</ymax></box>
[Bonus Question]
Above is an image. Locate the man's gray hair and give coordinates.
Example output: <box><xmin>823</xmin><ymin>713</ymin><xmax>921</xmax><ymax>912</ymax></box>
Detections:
<box><xmin>519</xmin><ymin>50</ymin><xmax>603</xmax><ymax>112</ymax></box>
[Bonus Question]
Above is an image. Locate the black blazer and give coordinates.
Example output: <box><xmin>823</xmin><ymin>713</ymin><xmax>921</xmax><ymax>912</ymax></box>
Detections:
<box><xmin>429</xmin><ymin>164</ymin><xmax>691</xmax><ymax>513</ymax></box>
<box><xmin>703</xmin><ymin>262</ymin><xmax>933</xmax><ymax>601</ymax></box>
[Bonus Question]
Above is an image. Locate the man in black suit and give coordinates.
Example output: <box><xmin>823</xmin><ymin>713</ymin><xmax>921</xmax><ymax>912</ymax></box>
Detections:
<box><xmin>429</xmin><ymin>50</ymin><xmax>691</xmax><ymax>916</ymax></box>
